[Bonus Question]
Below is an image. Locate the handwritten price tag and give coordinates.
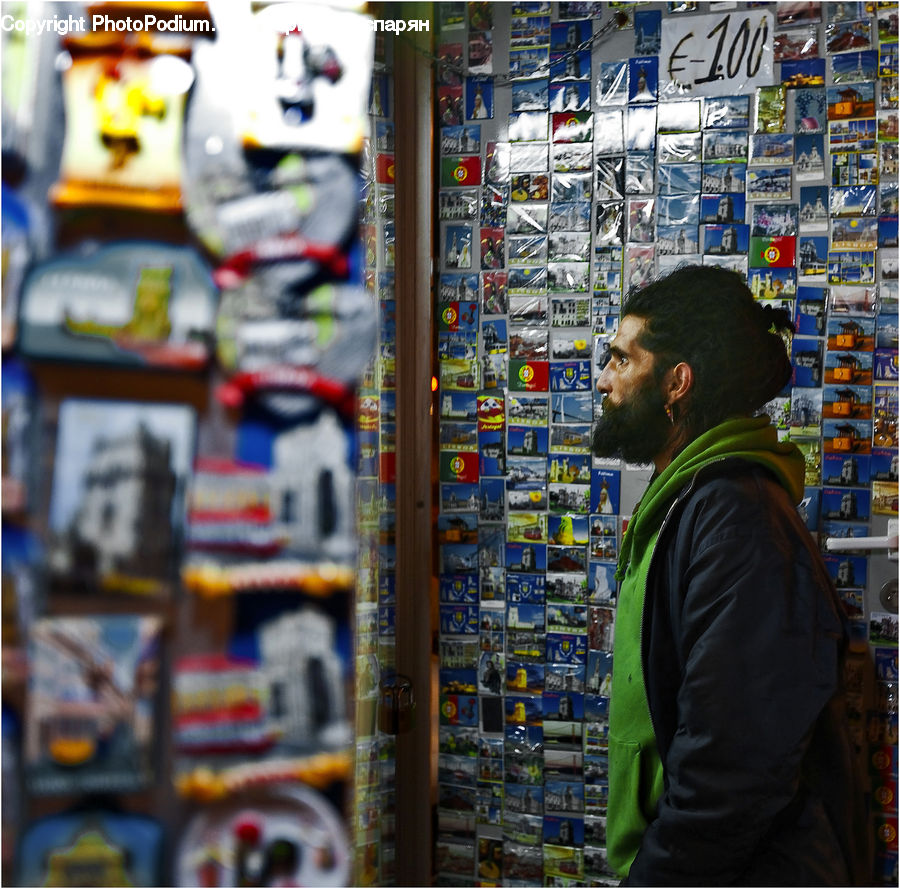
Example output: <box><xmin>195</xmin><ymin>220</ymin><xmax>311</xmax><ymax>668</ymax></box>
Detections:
<box><xmin>660</xmin><ymin>10</ymin><xmax>774</xmax><ymax>98</ymax></box>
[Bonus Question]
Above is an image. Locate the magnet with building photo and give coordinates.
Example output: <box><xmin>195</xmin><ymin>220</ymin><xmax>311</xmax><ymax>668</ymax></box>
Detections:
<box><xmin>550</xmin><ymin>80</ymin><xmax>591</xmax><ymax>112</ymax></box>
<box><xmin>700</xmin><ymin>192</ymin><xmax>746</xmax><ymax>224</ymax></box>
<box><xmin>823</xmin><ymin>451</ymin><xmax>872</xmax><ymax>488</ymax></box>
<box><xmin>793</xmin><ymin>287</ymin><xmax>826</xmax><ymax>339</ymax></box>
<box><xmin>182</xmin><ymin>404</ymin><xmax>358</xmax><ymax>594</ymax></box>
<box><xmin>505</xmin><ymin>394</ymin><xmax>546</xmax><ymax>428</ymax></box>
<box><xmin>548</xmin><ymin>261</ymin><xmax>590</xmax><ymax>292</ymax></box>
<box><xmin>792</xmin><ymin>346</ymin><xmax>825</xmax><ymax>398</ymax></box>
<box><xmin>46</xmin><ymin>399</ymin><xmax>194</xmax><ymax>596</ymax></box>
<box><xmin>822</xmin><ymin>483</ymin><xmax>873</xmax><ymax>522</ymax></box>
<box><xmin>549</xmin><ymin>232</ymin><xmax>591</xmax><ymax>263</ymax></box>
<box><xmin>701</xmin><ymin>162</ymin><xmax>747</xmax><ymax>196</ymax></box>
<box><xmin>173</xmin><ymin>598</ymin><xmax>352</xmax><ymax>780</ymax></box>
<box><xmin>824</xmin><ymin>553</ymin><xmax>870</xmax><ymax>595</ymax></box>
<box><xmin>703</xmin><ymin>130</ymin><xmax>749</xmax><ymax>165</ymax></box>
<box><xmin>550</xmin><ymin>47</ymin><xmax>592</xmax><ymax>83</ymax></box>
<box><xmin>549</xmin><ymin>201</ymin><xmax>593</xmax><ymax>232</ymax></box>
<box><xmin>872</xmin><ymin>479</ymin><xmax>899</xmax><ymax>516</ymax></box>
<box><xmin>798</xmin><ymin>188</ymin><xmax>829</xmax><ymax>237</ymax></box>
<box><xmin>781</xmin><ymin>58</ymin><xmax>826</xmax><ymax>88</ymax></box>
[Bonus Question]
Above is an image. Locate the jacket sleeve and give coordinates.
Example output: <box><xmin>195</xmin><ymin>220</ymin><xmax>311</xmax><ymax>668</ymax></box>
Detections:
<box><xmin>625</xmin><ymin>473</ymin><xmax>845</xmax><ymax>886</ymax></box>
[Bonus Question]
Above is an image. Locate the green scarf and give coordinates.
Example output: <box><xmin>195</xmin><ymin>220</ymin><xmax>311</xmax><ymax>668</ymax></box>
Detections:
<box><xmin>615</xmin><ymin>415</ymin><xmax>805</xmax><ymax>582</ymax></box>
<box><xmin>606</xmin><ymin>415</ymin><xmax>805</xmax><ymax>878</ymax></box>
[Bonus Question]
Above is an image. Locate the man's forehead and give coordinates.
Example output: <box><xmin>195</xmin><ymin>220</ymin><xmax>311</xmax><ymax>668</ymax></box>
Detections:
<box><xmin>611</xmin><ymin>315</ymin><xmax>648</xmax><ymax>351</ymax></box>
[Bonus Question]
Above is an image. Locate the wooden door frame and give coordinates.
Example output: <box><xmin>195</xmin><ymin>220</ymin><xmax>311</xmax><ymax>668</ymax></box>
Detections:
<box><xmin>391</xmin><ymin>4</ymin><xmax>436</xmax><ymax>885</ymax></box>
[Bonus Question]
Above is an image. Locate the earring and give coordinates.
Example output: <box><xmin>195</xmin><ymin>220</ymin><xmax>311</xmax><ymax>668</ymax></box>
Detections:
<box><xmin>665</xmin><ymin>404</ymin><xmax>674</xmax><ymax>425</ymax></box>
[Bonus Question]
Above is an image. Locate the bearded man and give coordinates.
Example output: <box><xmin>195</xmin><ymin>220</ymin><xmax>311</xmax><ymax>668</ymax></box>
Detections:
<box><xmin>592</xmin><ymin>265</ymin><xmax>871</xmax><ymax>886</ymax></box>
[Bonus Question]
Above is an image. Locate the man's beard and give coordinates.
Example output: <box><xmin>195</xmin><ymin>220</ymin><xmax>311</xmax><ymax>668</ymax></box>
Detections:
<box><xmin>591</xmin><ymin>376</ymin><xmax>672</xmax><ymax>465</ymax></box>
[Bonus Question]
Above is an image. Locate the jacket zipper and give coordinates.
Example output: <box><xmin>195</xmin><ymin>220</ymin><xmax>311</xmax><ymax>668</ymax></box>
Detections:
<box><xmin>637</xmin><ymin>457</ymin><xmax>734</xmax><ymax>740</ymax></box>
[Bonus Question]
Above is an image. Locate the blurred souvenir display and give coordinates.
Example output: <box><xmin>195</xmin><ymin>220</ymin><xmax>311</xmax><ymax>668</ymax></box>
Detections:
<box><xmin>2</xmin><ymin>1</ymin><xmax>898</xmax><ymax>886</ymax></box>
<box><xmin>2</xmin><ymin>1</ymin><xmax>377</xmax><ymax>886</ymax></box>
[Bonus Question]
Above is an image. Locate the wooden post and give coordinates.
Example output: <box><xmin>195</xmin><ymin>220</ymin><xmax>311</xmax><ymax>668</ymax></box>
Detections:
<box><xmin>391</xmin><ymin>4</ymin><xmax>435</xmax><ymax>885</ymax></box>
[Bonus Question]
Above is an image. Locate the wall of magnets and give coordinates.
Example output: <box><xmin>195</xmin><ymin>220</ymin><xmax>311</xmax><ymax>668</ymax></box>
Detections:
<box><xmin>355</xmin><ymin>25</ymin><xmax>401</xmax><ymax>888</ymax></box>
<box><xmin>430</xmin><ymin>2</ymin><xmax>898</xmax><ymax>885</ymax></box>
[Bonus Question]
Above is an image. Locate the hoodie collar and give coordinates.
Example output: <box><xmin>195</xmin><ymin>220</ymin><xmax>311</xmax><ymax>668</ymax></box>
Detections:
<box><xmin>615</xmin><ymin>415</ymin><xmax>805</xmax><ymax>580</ymax></box>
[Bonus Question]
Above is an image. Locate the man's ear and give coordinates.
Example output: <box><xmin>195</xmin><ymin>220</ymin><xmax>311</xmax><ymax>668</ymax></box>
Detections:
<box><xmin>667</xmin><ymin>361</ymin><xmax>693</xmax><ymax>408</ymax></box>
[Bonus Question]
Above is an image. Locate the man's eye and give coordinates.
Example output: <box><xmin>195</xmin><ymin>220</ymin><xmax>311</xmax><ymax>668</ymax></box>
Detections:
<box><xmin>617</xmin><ymin>356</ymin><xmax>628</xmax><ymax>367</ymax></box>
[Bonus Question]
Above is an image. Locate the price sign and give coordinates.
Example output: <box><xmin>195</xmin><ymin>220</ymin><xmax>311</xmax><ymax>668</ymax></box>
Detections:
<box><xmin>660</xmin><ymin>10</ymin><xmax>774</xmax><ymax>99</ymax></box>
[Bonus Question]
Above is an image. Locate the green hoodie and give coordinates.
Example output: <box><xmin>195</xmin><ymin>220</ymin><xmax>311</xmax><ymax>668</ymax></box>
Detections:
<box><xmin>605</xmin><ymin>416</ymin><xmax>805</xmax><ymax>878</ymax></box>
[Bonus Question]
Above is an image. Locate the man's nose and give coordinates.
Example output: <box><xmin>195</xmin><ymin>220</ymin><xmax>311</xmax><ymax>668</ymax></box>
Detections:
<box><xmin>596</xmin><ymin>365</ymin><xmax>611</xmax><ymax>393</ymax></box>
